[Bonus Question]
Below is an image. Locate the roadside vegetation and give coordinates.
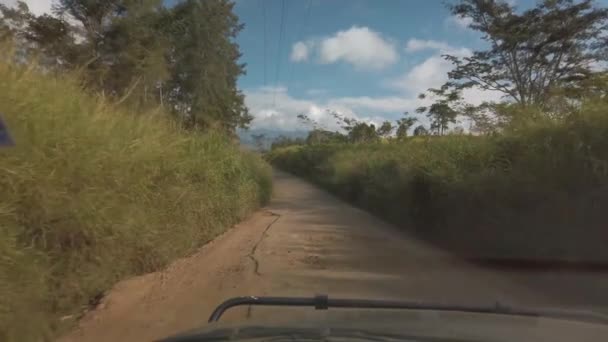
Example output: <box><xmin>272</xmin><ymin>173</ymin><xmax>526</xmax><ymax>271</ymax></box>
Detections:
<box><xmin>0</xmin><ymin>1</ymin><xmax>270</xmax><ymax>341</ymax></box>
<box><xmin>269</xmin><ymin>0</ymin><xmax>608</xmax><ymax>262</ymax></box>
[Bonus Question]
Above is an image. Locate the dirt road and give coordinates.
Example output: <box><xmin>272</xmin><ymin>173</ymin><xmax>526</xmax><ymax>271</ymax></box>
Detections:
<box><xmin>62</xmin><ymin>170</ymin><xmax>608</xmax><ymax>341</ymax></box>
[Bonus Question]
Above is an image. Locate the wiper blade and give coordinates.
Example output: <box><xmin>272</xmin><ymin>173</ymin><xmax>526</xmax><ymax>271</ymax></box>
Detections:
<box><xmin>208</xmin><ymin>295</ymin><xmax>608</xmax><ymax>325</ymax></box>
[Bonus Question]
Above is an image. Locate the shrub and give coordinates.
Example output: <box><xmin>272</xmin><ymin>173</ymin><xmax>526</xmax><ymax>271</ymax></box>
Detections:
<box><xmin>268</xmin><ymin>104</ymin><xmax>608</xmax><ymax>262</ymax></box>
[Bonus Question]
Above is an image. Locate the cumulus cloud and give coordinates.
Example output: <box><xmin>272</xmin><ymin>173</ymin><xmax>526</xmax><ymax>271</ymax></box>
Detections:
<box><xmin>405</xmin><ymin>39</ymin><xmax>452</xmax><ymax>53</ymax></box>
<box><xmin>405</xmin><ymin>38</ymin><xmax>472</xmax><ymax>57</ymax></box>
<box><xmin>291</xmin><ymin>26</ymin><xmax>398</xmax><ymax>71</ymax></box>
<box><xmin>389</xmin><ymin>40</ymin><xmax>474</xmax><ymax>94</ymax></box>
<box><xmin>388</xmin><ymin>41</ymin><xmax>503</xmax><ymax>106</ymax></box>
<box><xmin>244</xmin><ymin>86</ymin><xmax>411</xmax><ymax>131</ymax></box>
<box><xmin>328</xmin><ymin>96</ymin><xmax>419</xmax><ymax>113</ymax></box>
<box><xmin>388</xmin><ymin>55</ymin><xmax>453</xmax><ymax>95</ymax></box>
<box><xmin>318</xmin><ymin>26</ymin><xmax>398</xmax><ymax>70</ymax></box>
<box><xmin>1</xmin><ymin>0</ymin><xmax>53</xmax><ymax>16</ymax></box>
<box><xmin>248</xmin><ymin>37</ymin><xmax>503</xmax><ymax>132</ymax></box>
<box><xmin>290</xmin><ymin>41</ymin><xmax>312</xmax><ymax>62</ymax></box>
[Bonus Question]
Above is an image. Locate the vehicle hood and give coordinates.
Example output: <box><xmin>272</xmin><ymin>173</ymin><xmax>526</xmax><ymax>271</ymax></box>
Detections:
<box><xmin>160</xmin><ymin>310</ymin><xmax>608</xmax><ymax>341</ymax></box>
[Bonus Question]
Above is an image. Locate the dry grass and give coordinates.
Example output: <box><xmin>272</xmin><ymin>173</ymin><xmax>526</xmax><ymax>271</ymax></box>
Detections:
<box><xmin>0</xmin><ymin>53</ymin><xmax>271</xmax><ymax>341</ymax></box>
<box><xmin>269</xmin><ymin>101</ymin><xmax>608</xmax><ymax>263</ymax></box>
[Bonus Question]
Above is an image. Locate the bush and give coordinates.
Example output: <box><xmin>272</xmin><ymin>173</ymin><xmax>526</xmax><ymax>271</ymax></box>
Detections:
<box><xmin>268</xmin><ymin>105</ymin><xmax>608</xmax><ymax>263</ymax></box>
<box><xmin>0</xmin><ymin>56</ymin><xmax>271</xmax><ymax>341</ymax></box>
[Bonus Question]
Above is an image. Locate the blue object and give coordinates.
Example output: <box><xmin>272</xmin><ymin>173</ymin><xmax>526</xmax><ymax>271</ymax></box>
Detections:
<box><xmin>0</xmin><ymin>114</ymin><xmax>15</xmax><ymax>146</ymax></box>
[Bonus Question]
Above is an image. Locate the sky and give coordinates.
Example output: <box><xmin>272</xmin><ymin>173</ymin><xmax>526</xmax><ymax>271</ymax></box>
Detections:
<box><xmin>233</xmin><ymin>0</ymin><xmax>520</xmax><ymax>131</ymax></box>
<box><xmin>4</xmin><ymin>0</ymin><xmax>607</xmax><ymax>132</ymax></box>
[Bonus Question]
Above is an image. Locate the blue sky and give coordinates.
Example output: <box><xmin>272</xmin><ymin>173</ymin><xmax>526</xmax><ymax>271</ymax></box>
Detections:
<box><xmin>232</xmin><ymin>0</ymin><xmax>524</xmax><ymax>131</ymax></box>
<box><xmin>232</xmin><ymin>0</ymin><xmax>607</xmax><ymax>132</ymax></box>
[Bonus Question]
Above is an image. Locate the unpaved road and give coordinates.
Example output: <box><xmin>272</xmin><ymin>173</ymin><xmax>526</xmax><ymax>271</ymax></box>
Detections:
<box><xmin>62</xmin><ymin>170</ymin><xmax>608</xmax><ymax>341</ymax></box>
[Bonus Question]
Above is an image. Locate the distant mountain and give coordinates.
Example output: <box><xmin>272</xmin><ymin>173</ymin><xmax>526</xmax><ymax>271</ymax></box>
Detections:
<box><xmin>238</xmin><ymin>128</ymin><xmax>309</xmax><ymax>150</ymax></box>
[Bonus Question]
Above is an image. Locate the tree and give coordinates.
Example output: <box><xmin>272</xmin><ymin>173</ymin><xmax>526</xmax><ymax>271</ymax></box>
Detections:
<box><xmin>1</xmin><ymin>1</ymin><xmax>31</xmax><ymax>42</ymax></box>
<box><xmin>376</xmin><ymin>121</ymin><xmax>394</xmax><ymax>138</ymax></box>
<box><xmin>3</xmin><ymin>0</ymin><xmax>251</xmax><ymax>133</ymax></box>
<box><xmin>297</xmin><ymin>113</ymin><xmax>322</xmax><ymax>130</ymax></box>
<box><xmin>396</xmin><ymin>115</ymin><xmax>417</xmax><ymax>138</ymax></box>
<box><xmin>413</xmin><ymin>125</ymin><xmax>429</xmax><ymax>136</ymax></box>
<box><xmin>306</xmin><ymin>129</ymin><xmax>345</xmax><ymax>145</ymax></box>
<box><xmin>443</xmin><ymin>0</ymin><xmax>608</xmax><ymax>108</ymax></box>
<box><xmin>416</xmin><ymin>91</ymin><xmax>458</xmax><ymax>135</ymax></box>
<box><xmin>348</xmin><ymin>123</ymin><xmax>378</xmax><ymax>143</ymax></box>
<box><xmin>101</xmin><ymin>0</ymin><xmax>170</xmax><ymax>107</ymax></box>
<box><xmin>165</xmin><ymin>0</ymin><xmax>252</xmax><ymax>133</ymax></box>
<box><xmin>271</xmin><ymin>135</ymin><xmax>305</xmax><ymax>150</ymax></box>
<box><xmin>23</xmin><ymin>14</ymin><xmax>79</xmax><ymax>67</ymax></box>
<box><xmin>52</xmin><ymin>0</ymin><xmax>123</xmax><ymax>90</ymax></box>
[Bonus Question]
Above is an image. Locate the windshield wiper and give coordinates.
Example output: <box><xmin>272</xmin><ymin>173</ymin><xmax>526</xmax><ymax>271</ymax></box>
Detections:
<box><xmin>208</xmin><ymin>295</ymin><xmax>608</xmax><ymax>325</ymax></box>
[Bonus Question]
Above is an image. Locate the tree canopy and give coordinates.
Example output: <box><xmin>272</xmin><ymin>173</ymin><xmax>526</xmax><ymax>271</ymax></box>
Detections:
<box><xmin>444</xmin><ymin>0</ymin><xmax>608</xmax><ymax>108</ymax></box>
<box><xmin>0</xmin><ymin>0</ymin><xmax>251</xmax><ymax>134</ymax></box>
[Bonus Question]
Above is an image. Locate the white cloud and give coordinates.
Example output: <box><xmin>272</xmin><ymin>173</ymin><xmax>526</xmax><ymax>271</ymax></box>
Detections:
<box><xmin>1</xmin><ymin>0</ymin><xmax>53</xmax><ymax>16</ymax></box>
<box><xmin>290</xmin><ymin>41</ymin><xmax>312</xmax><ymax>62</ymax></box>
<box><xmin>391</xmin><ymin>55</ymin><xmax>503</xmax><ymax>105</ymax></box>
<box><xmin>405</xmin><ymin>39</ymin><xmax>452</xmax><ymax>53</ymax></box>
<box><xmin>244</xmin><ymin>86</ymin><xmax>412</xmax><ymax>131</ymax></box>
<box><xmin>388</xmin><ymin>42</ymin><xmax>503</xmax><ymax>108</ymax></box>
<box><xmin>388</xmin><ymin>44</ymin><xmax>472</xmax><ymax>94</ymax></box>
<box><xmin>248</xmin><ymin>38</ymin><xmax>503</xmax><ymax>132</ymax></box>
<box><xmin>291</xmin><ymin>26</ymin><xmax>398</xmax><ymax>71</ymax></box>
<box><xmin>388</xmin><ymin>55</ymin><xmax>453</xmax><ymax>95</ymax></box>
<box><xmin>590</xmin><ymin>59</ymin><xmax>607</xmax><ymax>72</ymax></box>
<box><xmin>404</xmin><ymin>38</ymin><xmax>471</xmax><ymax>57</ymax></box>
<box><xmin>328</xmin><ymin>96</ymin><xmax>419</xmax><ymax>113</ymax></box>
<box><xmin>462</xmin><ymin>87</ymin><xmax>504</xmax><ymax>106</ymax></box>
<box><xmin>317</xmin><ymin>26</ymin><xmax>398</xmax><ymax>70</ymax></box>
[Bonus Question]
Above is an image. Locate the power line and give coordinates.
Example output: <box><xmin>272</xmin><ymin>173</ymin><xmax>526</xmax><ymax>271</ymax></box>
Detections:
<box><xmin>273</xmin><ymin>0</ymin><xmax>287</xmax><ymax>108</ymax></box>
<box><xmin>260</xmin><ymin>0</ymin><xmax>267</xmax><ymax>87</ymax></box>
<box><xmin>287</xmin><ymin>0</ymin><xmax>312</xmax><ymax>89</ymax></box>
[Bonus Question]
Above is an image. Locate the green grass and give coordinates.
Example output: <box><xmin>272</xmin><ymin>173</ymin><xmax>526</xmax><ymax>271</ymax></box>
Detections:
<box><xmin>269</xmin><ymin>102</ymin><xmax>608</xmax><ymax>263</ymax></box>
<box><xmin>0</xmin><ymin>55</ymin><xmax>271</xmax><ymax>341</ymax></box>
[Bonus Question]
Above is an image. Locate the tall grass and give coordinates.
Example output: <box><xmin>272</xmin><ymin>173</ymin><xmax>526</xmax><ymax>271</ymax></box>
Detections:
<box><xmin>269</xmin><ymin>102</ymin><xmax>608</xmax><ymax>263</ymax></box>
<box><xmin>0</xmin><ymin>54</ymin><xmax>271</xmax><ymax>341</ymax></box>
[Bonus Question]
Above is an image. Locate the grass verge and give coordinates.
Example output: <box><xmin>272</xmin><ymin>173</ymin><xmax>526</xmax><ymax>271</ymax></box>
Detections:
<box><xmin>0</xmin><ymin>55</ymin><xmax>271</xmax><ymax>341</ymax></box>
<box><xmin>268</xmin><ymin>103</ymin><xmax>608</xmax><ymax>264</ymax></box>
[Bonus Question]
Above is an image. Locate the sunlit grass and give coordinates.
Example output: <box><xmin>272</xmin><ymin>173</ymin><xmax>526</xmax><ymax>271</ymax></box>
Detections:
<box><xmin>0</xmin><ymin>53</ymin><xmax>271</xmax><ymax>341</ymax></box>
<box><xmin>269</xmin><ymin>101</ymin><xmax>608</xmax><ymax>262</ymax></box>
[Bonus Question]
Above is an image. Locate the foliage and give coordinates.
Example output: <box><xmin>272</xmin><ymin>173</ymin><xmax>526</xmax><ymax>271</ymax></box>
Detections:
<box><xmin>396</xmin><ymin>115</ymin><xmax>417</xmax><ymax>138</ymax></box>
<box><xmin>445</xmin><ymin>0</ymin><xmax>608</xmax><ymax>107</ymax></box>
<box><xmin>414</xmin><ymin>0</ymin><xmax>608</xmax><ymax>134</ymax></box>
<box><xmin>413</xmin><ymin>124</ymin><xmax>429</xmax><ymax>136</ymax></box>
<box><xmin>348</xmin><ymin>122</ymin><xmax>379</xmax><ymax>143</ymax></box>
<box><xmin>269</xmin><ymin>97</ymin><xmax>608</xmax><ymax>263</ymax></box>
<box><xmin>0</xmin><ymin>0</ymin><xmax>250</xmax><ymax>134</ymax></box>
<box><xmin>164</xmin><ymin>0</ymin><xmax>252</xmax><ymax>132</ymax></box>
<box><xmin>306</xmin><ymin>129</ymin><xmax>347</xmax><ymax>145</ymax></box>
<box><xmin>416</xmin><ymin>92</ymin><xmax>459</xmax><ymax>135</ymax></box>
<box><xmin>0</xmin><ymin>54</ymin><xmax>271</xmax><ymax>341</ymax></box>
<box><xmin>271</xmin><ymin>135</ymin><xmax>306</xmax><ymax>150</ymax></box>
<box><xmin>376</xmin><ymin>120</ymin><xmax>394</xmax><ymax>137</ymax></box>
